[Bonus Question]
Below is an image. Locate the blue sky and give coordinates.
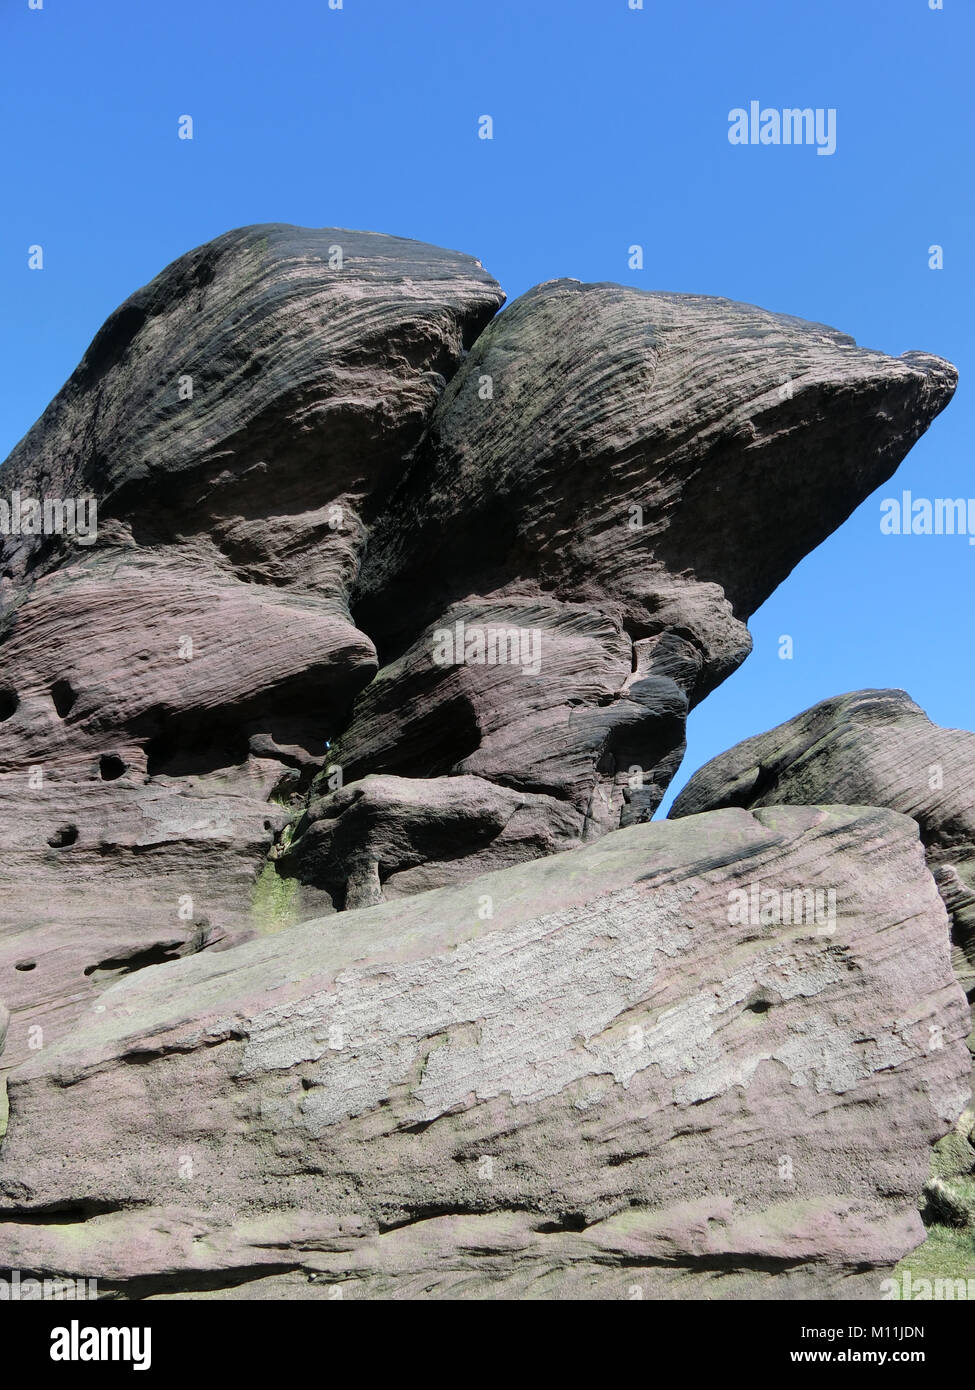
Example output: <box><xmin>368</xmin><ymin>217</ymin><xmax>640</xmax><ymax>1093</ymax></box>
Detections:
<box><xmin>1</xmin><ymin>0</ymin><xmax>970</xmax><ymax>808</ymax></box>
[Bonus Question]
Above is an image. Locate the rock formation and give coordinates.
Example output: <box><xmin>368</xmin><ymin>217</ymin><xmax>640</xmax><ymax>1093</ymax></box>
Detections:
<box><xmin>0</xmin><ymin>225</ymin><xmax>966</xmax><ymax>1299</ymax></box>
<box><xmin>0</xmin><ymin>806</ymin><xmax>968</xmax><ymax>1299</ymax></box>
<box><xmin>0</xmin><ymin>226</ymin><xmax>504</xmax><ymax>1071</ymax></box>
<box><xmin>318</xmin><ymin>282</ymin><xmax>957</xmax><ymax>897</ymax></box>
<box><xmin>670</xmin><ymin>689</ymin><xmax>975</xmax><ymax>1246</ymax></box>
<box><xmin>671</xmin><ymin>690</ymin><xmax>975</xmax><ymax>996</ymax></box>
<box><xmin>1</xmin><ymin>227</ymin><xmax>956</xmax><ymax>1076</ymax></box>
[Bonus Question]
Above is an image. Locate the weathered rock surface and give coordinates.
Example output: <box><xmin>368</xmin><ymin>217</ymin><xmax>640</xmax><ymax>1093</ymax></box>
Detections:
<box><xmin>278</xmin><ymin>772</ymin><xmax>581</xmax><ymax>910</ymax></box>
<box><xmin>0</xmin><ymin>805</ymin><xmax>968</xmax><ymax>1299</ymax></box>
<box><xmin>302</xmin><ymin>282</ymin><xmax>956</xmax><ymax>905</ymax></box>
<box><xmin>0</xmin><ymin>231</ymin><xmax>966</xmax><ymax>1300</ymax></box>
<box><xmin>670</xmin><ymin>688</ymin><xmax>975</xmax><ymax>1239</ymax></box>
<box><xmin>0</xmin><ymin>225</ymin><xmax>504</xmax><ymax>1070</ymax></box>
<box><xmin>3</xmin><ymin>236</ymin><xmax>956</xmax><ymax>1070</ymax></box>
<box><xmin>671</xmin><ymin>690</ymin><xmax>975</xmax><ymax>997</ymax></box>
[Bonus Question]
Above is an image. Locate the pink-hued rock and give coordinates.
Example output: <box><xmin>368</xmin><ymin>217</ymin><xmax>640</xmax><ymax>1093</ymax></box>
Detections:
<box><xmin>0</xmin><ymin>805</ymin><xmax>968</xmax><ymax>1299</ymax></box>
<box><xmin>671</xmin><ymin>687</ymin><xmax>975</xmax><ymax>1234</ymax></box>
<box><xmin>0</xmin><ymin>225</ymin><xmax>504</xmax><ymax>1072</ymax></box>
<box><xmin>672</xmin><ymin>689</ymin><xmax>975</xmax><ymax>997</ymax></box>
<box><xmin>0</xmin><ymin>231</ymin><xmax>965</xmax><ymax>1301</ymax></box>
<box><xmin>303</xmin><ymin>282</ymin><xmax>956</xmax><ymax>907</ymax></box>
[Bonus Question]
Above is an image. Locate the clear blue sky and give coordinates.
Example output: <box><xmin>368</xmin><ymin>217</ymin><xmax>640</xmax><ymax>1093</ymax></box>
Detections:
<box><xmin>2</xmin><ymin>0</ymin><xmax>970</xmax><ymax>809</ymax></box>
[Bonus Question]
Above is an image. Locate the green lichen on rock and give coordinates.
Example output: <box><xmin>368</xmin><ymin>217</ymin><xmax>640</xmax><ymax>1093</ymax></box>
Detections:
<box><xmin>924</xmin><ymin>1108</ymin><xmax>975</xmax><ymax>1226</ymax></box>
<box><xmin>253</xmin><ymin>822</ymin><xmax>301</xmax><ymax>934</ymax></box>
<box><xmin>252</xmin><ymin>860</ymin><xmax>301</xmax><ymax>935</ymax></box>
<box><xmin>924</xmin><ymin>1174</ymin><xmax>975</xmax><ymax>1228</ymax></box>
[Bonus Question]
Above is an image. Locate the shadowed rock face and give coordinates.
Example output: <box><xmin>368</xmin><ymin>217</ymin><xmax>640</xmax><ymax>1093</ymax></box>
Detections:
<box><xmin>356</xmin><ymin>283</ymin><xmax>957</xmax><ymax>645</ymax></box>
<box><xmin>276</xmin><ymin>773</ymin><xmax>582</xmax><ymax>910</ymax></box>
<box><xmin>1</xmin><ymin>224</ymin><xmax>504</xmax><ymax>558</ymax></box>
<box><xmin>0</xmin><ymin>806</ymin><xmax>968</xmax><ymax>1300</ymax></box>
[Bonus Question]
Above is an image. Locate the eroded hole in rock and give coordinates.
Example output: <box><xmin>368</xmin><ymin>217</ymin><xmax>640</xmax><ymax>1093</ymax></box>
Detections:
<box><xmin>51</xmin><ymin>680</ymin><xmax>77</xmax><ymax>718</ymax></box>
<box><xmin>745</xmin><ymin>993</ymin><xmax>773</xmax><ymax>1015</ymax></box>
<box><xmin>0</xmin><ymin>688</ymin><xmax>18</xmax><ymax>720</ymax></box>
<box><xmin>99</xmin><ymin>754</ymin><xmax>126</xmax><ymax>781</ymax></box>
<box><xmin>269</xmin><ymin>767</ymin><xmax>305</xmax><ymax>804</ymax></box>
<box><xmin>47</xmin><ymin>825</ymin><xmax>79</xmax><ymax>848</ymax></box>
<box><xmin>535</xmin><ymin>1212</ymin><xmax>589</xmax><ymax>1233</ymax></box>
<box><xmin>341</xmin><ymin>690</ymin><xmax>482</xmax><ymax>781</ymax></box>
<box><xmin>14</xmin><ymin>960</ymin><xmax>36</xmax><ymax>971</ymax></box>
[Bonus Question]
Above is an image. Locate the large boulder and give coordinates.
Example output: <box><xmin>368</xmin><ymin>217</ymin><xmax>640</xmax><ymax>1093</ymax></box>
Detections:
<box><xmin>295</xmin><ymin>282</ymin><xmax>956</xmax><ymax>905</ymax></box>
<box><xmin>4</xmin><ymin>238</ymin><xmax>957</xmax><ymax>1071</ymax></box>
<box><xmin>670</xmin><ymin>690</ymin><xmax>975</xmax><ymax>996</ymax></box>
<box><xmin>0</xmin><ymin>234</ymin><xmax>963</xmax><ymax>1303</ymax></box>
<box><xmin>0</xmin><ymin>805</ymin><xmax>968</xmax><ymax>1299</ymax></box>
<box><xmin>277</xmin><ymin>772</ymin><xmax>581</xmax><ymax>911</ymax></box>
<box><xmin>0</xmin><ymin>226</ymin><xmax>504</xmax><ymax>1070</ymax></box>
<box><xmin>670</xmin><ymin>688</ymin><xmax>975</xmax><ymax>1256</ymax></box>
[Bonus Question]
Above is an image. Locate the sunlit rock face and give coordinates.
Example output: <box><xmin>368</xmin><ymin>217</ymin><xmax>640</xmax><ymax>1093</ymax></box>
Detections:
<box><xmin>0</xmin><ymin>225</ymin><xmax>504</xmax><ymax>1066</ymax></box>
<box><xmin>0</xmin><ymin>806</ymin><xmax>969</xmax><ymax>1299</ymax></box>
<box><xmin>671</xmin><ymin>687</ymin><xmax>975</xmax><ymax>1242</ymax></box>
<box><xmin>300</xmin><ymin>280</ymin><xmax>957</xmax><ymax>905</ymax></box>
<box><xmin>0</xmin><ymin>227</ymin><xmax>964</xmax><ymax>1300</ymax></box>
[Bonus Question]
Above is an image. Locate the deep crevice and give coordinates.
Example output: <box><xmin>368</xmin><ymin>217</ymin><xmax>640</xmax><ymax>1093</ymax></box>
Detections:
<box><xmin>83</xmin><ymin>942</ymin><xmax>187</xmax><ymax>979</ymax></box>
<box><xmin>0</xmin><ymin>1199</ymin><xmax>128</xmax><ymax>1226</ymax></box>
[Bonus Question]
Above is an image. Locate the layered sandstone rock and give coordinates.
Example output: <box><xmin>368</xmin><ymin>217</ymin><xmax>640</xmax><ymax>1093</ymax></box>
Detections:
<box><xmin>0</xmin><ymin>806</ymin><xmax>968</xmax><ymax>1299</ymax></box>
<box><xmin>670</xmin><ymin>689</ymin><xmax>975</xmax><ymax>1252</ymax></box>
<box><xmin>0</xmin><ymin>226</ymin><xmax>504</xmax><ymax>1071</ymax></box>
<box><xmin>671</xmin><ymin>690</ymin><xmax>975</xmax><ymax>997</ymax></box>
<box><xmin>0</xmin><ymin>230</ymin><xmax>965</xmax><ymax>1301</ymax></box>
<box><xmin>292</xmin><ymin>281</ymin><xmax>957</xmax><ymax>904</ymax></box>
